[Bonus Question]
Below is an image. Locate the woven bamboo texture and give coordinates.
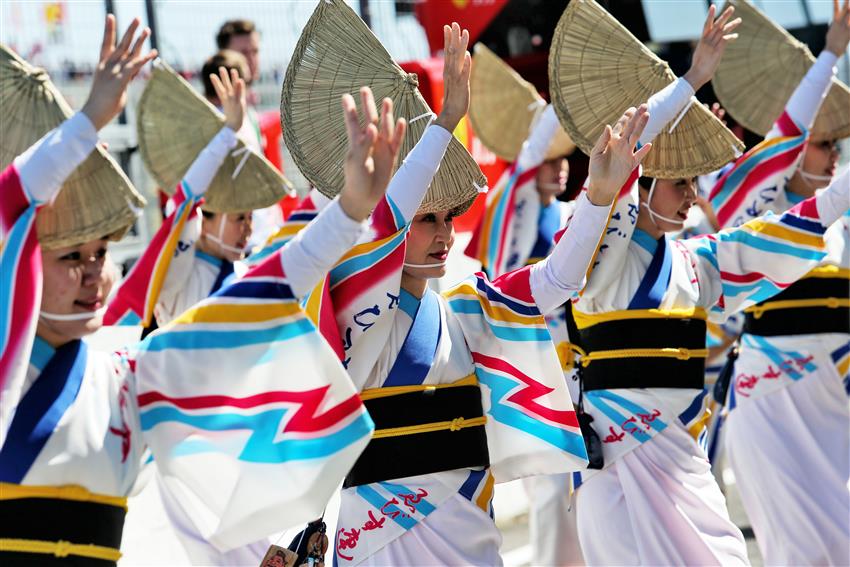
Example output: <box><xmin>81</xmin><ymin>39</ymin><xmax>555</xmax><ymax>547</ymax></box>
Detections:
<box><xmin>137</xmin><ymin>59</ymin><xmax>291</xmax><ymax>213</ymax></box>
<box><xmin>0</xmin><ymin>44</ymin><xmax>145</xmax><ymax>249</ymax></box>
<box><xmin>470</xmin><ymin>43</ymin><xmax>575</xmax><ymax>161</ymax></box>
<box><xmin>714</xmin><ymin>0</ymin><xmax>850</xmax><ymax>142</ymax></box>
<box><xmin>549</xmin><ymin>0</ymin><xmax>744</xmax><ymax>179</ymax></box>
<box><xmin>281</xmin><ymin>0</ymin><xmax>487</xmax><ymax>214</ymax></box>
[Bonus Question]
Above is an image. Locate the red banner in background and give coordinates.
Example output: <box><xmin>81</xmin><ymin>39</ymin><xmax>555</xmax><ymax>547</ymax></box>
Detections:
<box><xmin>400</xmin><ymin>58</ymin><xmax>507</xmax><ymax>232</ymax></box>
<box><xmin>414</xmin><ymin>0</ymin><xmax>509</xmax><ymax>56</ymax></box>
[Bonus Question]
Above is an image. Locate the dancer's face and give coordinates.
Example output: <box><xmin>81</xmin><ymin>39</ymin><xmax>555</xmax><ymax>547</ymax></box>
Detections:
<box><xmin>638</xmin><ymin>177</ymin><xmax>697</xmax><ymax>233</ymax></box>
<box><xmin>200</xmin><ymin>211</ymin><xmax>253</xmax><ymax>261</ymax></box>
<box><xmin>38</xmin><ymin>238</ymin><xmax>117</xmax><ymax>346</ymax></box>
<box><xmin>536</xmin><ymin>157</ymin><xmax>569</xmax><ymax>201</ymax></box>
<box><xmin>801</xmin><ymin>139</ymin><xmax>840</xmax><ymax>189</ymax></box>
<box><xmin>403</xmin><ymin>209</ymin><xmax>456</xmax><ymax>282</ymax></box>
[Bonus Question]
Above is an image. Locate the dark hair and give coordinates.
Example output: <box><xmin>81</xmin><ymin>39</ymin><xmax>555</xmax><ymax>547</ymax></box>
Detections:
<box><xmin>201</xmin><ymin>50</ymin><xmax>249</xmax><ymax>100</ymax></box>
<box><xmin>216</xmin><ymin>19</ymin><xmax>256</xmax><ymax>49</ymax></box>
<box><xmin>638</xmin><ymin>176</ymin><xmax>654</xmax><ymax>191</ymax></box>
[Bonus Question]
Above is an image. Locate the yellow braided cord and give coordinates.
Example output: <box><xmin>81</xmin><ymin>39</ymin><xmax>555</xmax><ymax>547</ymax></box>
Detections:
<box><xmin>580</xmin><ymin>347</ymin><xmax>708</xmax><ymax>367</ymax></box>
<box><xmin>572</xmin><ymin>307</ymin><xmax>707</xmax><ymax>329</ymax></box>
<box><xmin>0</xmin><ymin>538</ymin><xmax>121</xmax><ymax>561</ymax></box>
<box><xmin>0</xmin><ymin>483</ymin><xmax>127</xmax><ymax>511</ymax></box>
<box><xmin>360</xmin><ymin>374</ymin><xmax>477</xmax><ymax>401</ymax></box>
<box><xmin>371</xmin><ymin>416</ymin><xmax>488</xmax><ymax>439</ymax></box>
<box><xmin>745</xmin><ymin>297</ymin><xmax>850</xmax><ymax>319</ymax></box>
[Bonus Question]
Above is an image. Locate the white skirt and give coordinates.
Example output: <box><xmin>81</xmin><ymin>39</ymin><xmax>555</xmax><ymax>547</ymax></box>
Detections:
<box><xmin>724</xmin><ymin>367</ymin><xmax>850</xmax><ymax>566</ymax></box>
<box><xmin>576</xmin><ymin>421</ymin><xmax>749</xmax><ymax>566</ymax></box>
<box><xmin>524</xmin><ymin>473</ymin><xmax>584</xmax><ymax>566</ymax></box>
<box><xmin>359</xmin><ymin>493</ymin><xmax>503</xmax><ymax>566</ymax></box>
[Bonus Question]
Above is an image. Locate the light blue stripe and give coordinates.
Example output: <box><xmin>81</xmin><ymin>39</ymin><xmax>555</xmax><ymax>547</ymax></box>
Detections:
<box><xmin>486</xmin><ymin>169</ymin><xmax>521</xmax><ymax>271</ymax></box>
<box><xmin>29</xmin><ymin>336</ymin><xmax>55</xmax><ymax>373</ymax></box>
<box><xmin>448</xmin><ymin>299</ymin><xmax>549</xmax><ymax>342</ymax></box>
<box><xmin>590</xmin><ymin>390</ymin><xmax>668</xmax><ymax>434</ymax></box>
<box><xmin>476</xmin><ymin>368</ymin><xmax>588</xmax><ymax>459</ymax></box>
<box><xmin>386</xmin><ymin>194</ymin><xmax>407</xmax><ymax>231</ymax></box>
<box><xmin>743</xmin><ymin>333</ymin><xmax>817</xmax><ymax>380</ymax></box>
<box><xmin>398</xmin><ymin>289</ymin><xmax>420</xmax><ymax>320</ymax></box>
<box><xmin>378</xmin><ymin>481</ymin><xmax>437</xmax><ymax>515</ymax></box>
<box><xmin>584</xmin><ymin>392</ymin><xmax>653</xmax><ymax>444</ymax></box>
<box><xmin>139</xmin><ymin>318</ymin><xmax>315</xmax><ymax>352</ymax></box>
<box><xmin>331</xmin><ymin>230</ymin><xmax>407</xmax><ymax>285</ymax></box>
<box><xmin>717</xmin><ymin>229</ymin><xmax>826</xmax><ymax>261</ymax></box>
<box><xmin>722</xmin><ymin>277</ymin><xmax>784</xmax><ymax>299</ymax></box>
<box><xmin>0</xmin><ymin>204</ymin><xmax>36</xmax><ymax>355</ymax></box>
<box><xmin>631</xmin><ymin>229</ymin><xmax>658</xmax><ymax>255</ymax></box>
<box><xmin>140</xmin><ymin>406</ymin><xmax>373</xmax><ymax>463</ymax></box>
<box><xmin>116</xmin><ymin>311</ymin><xmax>142</xmax><ymax>326</ymax></box>
<box><xmin>195</xmin><ymin>249</ymin><xmax>223</xmax><ymax>268</ymax></box>
<box><xmin>355</xmin><ymin>484</ymin><xmax>417</xmax><ymax>530</ymax></box>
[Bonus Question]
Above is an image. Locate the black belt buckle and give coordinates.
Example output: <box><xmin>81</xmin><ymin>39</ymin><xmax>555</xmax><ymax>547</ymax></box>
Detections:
<box><xmin>578</xmin><ymin>410</ymin><xmax>604</xmax><ymax>470</ymax></box>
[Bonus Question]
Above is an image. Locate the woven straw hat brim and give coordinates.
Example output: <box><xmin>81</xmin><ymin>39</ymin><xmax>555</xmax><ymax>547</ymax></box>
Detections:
<box><xmin>470</xmin><ymin>43</ymin><xmax>575</xmax><ymax>162</ymax></box>
<box><xmin>137</xmin><ymin>60</ymin><xmax>291</xmax><ymax>213</ymax></box>
<box><xmin>0</xmin><ymin>44</ymin><xmax>146</xmax><ymax>250</ymax></box>
<box><xmin>549</xmin><ymin>0</ymin><xmax>744</xmax><ymax>179</ymax></box>
<box><xmin>281</xmin><ymin>0</ymin><xmax>487</xmax><ymax>215</ymax></box>
<box><xmin>714</xmin><ymin>0</ymin><xmax>850</xmax><ymax>142</ymax></box>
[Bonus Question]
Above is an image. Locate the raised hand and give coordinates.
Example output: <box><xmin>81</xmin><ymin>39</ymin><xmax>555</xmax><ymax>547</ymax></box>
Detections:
<box><xmin>587</xmin><ymin>105</ymin><xmax>652</xmax><ymax>206</ymax></box>
<box><xmin>339</xmin><ymin>86</ymin><xmax>407</xmax><ymax>222</ymax></box>
<box><xmin>683</xmin><ymin>5</ymin><xmax>741</xmax><ymax>91</ymax></box>
<box><xmin>825</xmin><ymin>0</ymin><xmax>850</xmax><ymax>56</ymax></box>
<box><xmin>81</xmin><ymin>15</ymin><xmax>157</xmax><ymax>130</ymax></box>
<box><xmin>209</xmin><ymin>66</ymin><xmax>246</xmax><ymax>132</ymax></box>
<box><xmin>434</xmin><ymin>22</ymin><xmax>471</xmax><ymax>133</ymax></box>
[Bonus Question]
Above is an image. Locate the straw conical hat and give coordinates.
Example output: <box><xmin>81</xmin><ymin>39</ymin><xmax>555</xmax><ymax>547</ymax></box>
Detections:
<box><xmin>714</xmin><ymin>0</ymin><xmax>850</xmax><ymax>142</ymax></box>
<box><xmin>137</xmin><ymin>59</ymin><xmax>292</xmax><ymax>213</ymax></box>
<box><xmin>549</xmin><ymin>0</ymin><xmax>744</xmax><ymax>179</ymax></box>
<box><xmin>281</xmin><ymin>0</ymin><xmax>487</xmax><ymax>214</ymax></box>
<box><xmin>0</xmin><ymin>44</ymin><xmax>146</xmax><ymax>249</ymax></box>
<box><xmin>470</xmin><ymin>43</ymin><xmax>575</xmax><ymax>162</ymax></box>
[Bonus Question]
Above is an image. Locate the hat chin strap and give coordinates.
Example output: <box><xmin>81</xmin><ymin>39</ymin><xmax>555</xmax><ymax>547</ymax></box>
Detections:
<box><xmin>40</xmin><ymin>307</ymin><xmax>106</xmax><ymax>321</ymax></box>
<box><xmin>797</xmin><ymin>165</ymin><xmax>833</xmax><ymax>190</ymax></box>
<box><xmin>403</xmin><ymin>261</ymin><xmax>447</xmax><ymax>269</ymax></box>
<box><xmin>641</xmin><ymin>178</ymin><xmax>685</xmax><ymax>228</ymax></box>
<box><xmin>206</xmin><ymin>213</ymin><xmax>248</xmax><ymax>256</ymax></box>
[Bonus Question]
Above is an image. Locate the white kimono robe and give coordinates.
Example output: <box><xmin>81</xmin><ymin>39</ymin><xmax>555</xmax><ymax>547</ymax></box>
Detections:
<box><xmin>709</xmin><ymin>49</ymin><xmax>850</xmax><ymax>566</ymax></box>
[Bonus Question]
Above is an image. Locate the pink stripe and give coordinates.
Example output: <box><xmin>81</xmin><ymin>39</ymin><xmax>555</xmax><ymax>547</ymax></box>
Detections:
<box><xmin>138</xmin><ymin>387</ymin><xmax>364</xmax><ymax>433</ymax></box>
<box><xmin>787</xmin><ymin>197</ymin><xmax>820</xmax><ymax>220</ymax></box>
<box><xmin>775</xmin><ymin>111</ymin><xmax>802</xmax><ymax>138</ymax></box>
<box><xmin>332</xmin><ymin>245</ymin><xmax>405</xmax><ymax>312</ymax></box>
<box><xmin>471</xmin><ymin>352</ymin><xmax>580</xmax><ymax>428</ymax></box>
<box><xmin>720</xmin><ymin>270</ymin><xmax>792</xmax><ymax>287</ymax></box>
<box><xmin>489</xmin><ymin>266</ymin><xmax>534</xmax><ymax>304</ymax></box>
<box><xmin>0</xmin><ymin>166</ymin><xmax>30</xmax><ymax>229</ymax></box>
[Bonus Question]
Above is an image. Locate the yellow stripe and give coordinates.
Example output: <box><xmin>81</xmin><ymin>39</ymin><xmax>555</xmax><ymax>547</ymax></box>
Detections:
<box><xmin>304</xmin><ymin>278</ymin><xmax>326</xmax><ymax>329</ymax></box>
<box><xmin>744</xmin><ymin>297</ymin><xmax>850</xmax><ymax>319</ymax></box>
<box><xmin>443</xmin><ymin>285</ymin><xmax>542</xmax><ymax>325</ymax></box>
<box><xmin>0</xmin><ymin>538</ymin><xmax>121</xmax><ymax>561</ymax></box>
<box><xmin>688</xmin><ymin>405</ymin><xmax>711</xmax><ymax>441</ymax></box>
<box><xmin>580</xmin><ymin>347</ymin><xmax>708</xmax><ymax>366</ymax></box>
<box><xmin>172</xmin><ymin>301</ymin><xmax>301</xmax><ymax>325</ymax></box>
<box><xmin>742</xmin><ymin>219</ymin><xmax>825</xmax><ymax>249</ymax></box>
<box><xmin>371</xmin><ymin>416</ymin><xmax>487</xmax><ymax>439</ymax></box>
<box><xmin>572</xmin><ymin>307</ymin><xmax>707</xmax><ymax>330</ymax></box>
<box><xmin>144</xmin><ymin>201</ymin><xmax>195</xmax><ymax>325</ymax></box>
<box><xmin>267</xmin><ymin>223</ymin><xmax>302</xmax><ymax>243</ymax></box>
<box><xmin>0</xmin><ymin>483</ymin><xmax>127</xmax><ymax>510</ymax></box>
<box><xmin>802</xmin><ymin>265</ymin><xmax>850</xmax><ymax>279</ymax></box>
<box><xmin>475</xmin><ymin>471</ymin><xmax>495</xmax><ymax>514</ymax></box>
<box><xmin>337</xmin><ymin>229</ymin><xmax>404</xmax><ymax>264</ymax></box>
<box><xmin>360</xmin><ymin>374</ymin><xmax>478</xmax><ymax>401</ymax></box>
<box><xmin>838</xmin><ymin>356</ymin><xmax>850</xmax><ymax>377</ymax></box>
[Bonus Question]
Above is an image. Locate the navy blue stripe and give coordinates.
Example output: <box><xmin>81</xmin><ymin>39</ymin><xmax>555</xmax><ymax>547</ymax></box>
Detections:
<box><xmin>475</xmin><ymin>277</ymin><xmax>539</xmax><ymax>316</ymax></box>
<box><xmin>628</xmin><ymin>234</ymin><xmax>672</xmax><ymax>310</ymax></box>
<box><xmin>209</xmin><ymin>261</ymin><xmax>235</xmax><ymax>295</ymax></box>
<box><xmin>383</xmin><ymin>289</ymin><xmax>441</xmax><ymax>387</ymax></box>
<box><xmin>287</xmin><ymin>212</ymin><xmax>316</xmax><ymax>222</ymax></box>
<box><xmin>213</xmin><ymin>279</ymin><xmax>294</xmax><ymax>301</ymax></box>
<box><xmin>678</xmin><ymin>389</ymin><xmax>706</xmax><ymax>426</ymax></box>
<box><xmin>779</xmin><ymin>213</ymin><xmax>826</xmax><ymax>235</ymax></box>
<box><xmin>0</xmin><ymin>340</ymin><xmax>87</xmax><ymax>483</ymax></box>
<box><xmin>458</xmin><ymin>469</ymin><xmax>486</xmax><ymax>501</ymax></box>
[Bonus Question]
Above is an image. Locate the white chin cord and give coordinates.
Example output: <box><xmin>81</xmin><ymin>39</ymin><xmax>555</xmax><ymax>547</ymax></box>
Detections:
<box><xmin>641</xmin><ymin>178</ymin><xmax>685</xmax><ymax>227</ymax></box>
<box><xmin>798</xmin><ymin>167</ymin><xmax>833</xmax><ymax>190</ymax></box>
<box><xmin>40</xmin><ymin>307</ymin><xmax>106</xmax><ymax>321</ymax></box>
<box><xmin>403</xmin><ymin>261</ymin><xmax>447</xmax><ymax>269</ymax></box>
<box><xmin>206</xmin><ymin>213</ymin><xmax>248</xmax><ymax>256</ymax></box>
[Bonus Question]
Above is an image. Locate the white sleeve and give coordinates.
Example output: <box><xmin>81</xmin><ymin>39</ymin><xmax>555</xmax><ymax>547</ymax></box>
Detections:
<box><xmin>815</xmin><ymin>167</ymin><xmax>850</xmax><ymax>226</ymax></box>
<box><xmin>785</xmin><ymin>50</ymin><xmax>839</xmax><ymax>130</ymax></box>
<box><xmin>182</xmin><ymin>127</ymin><xmax>238</xmax><ymax>196</ymax></box>
<box><xmin>386</xmin><ymin>124</ymin><xmax>453</xmax><ymax>223</ymax></box>
<box><xmin>279</xmin><ymin>198</ymin><xmax>369</xmax><ymax>298</ymax></box>
<box><xmin>517</xmin><ymin>104</ymin><xmax>561</xmax><ymax>170</ymax></box>
<box><xmin>639</xmin><ymin>77</ymin><xmax>696</xmax><ymax>146</ymax></box>
<box><xmin>13</xmin><ymin>112</ymin><xmax>98</xmax><ymax>204</ymax></box>
<box><xmin>529</xmin><ymin>192</ymin><xmax>612</xmax><ymax>314</ymax></box>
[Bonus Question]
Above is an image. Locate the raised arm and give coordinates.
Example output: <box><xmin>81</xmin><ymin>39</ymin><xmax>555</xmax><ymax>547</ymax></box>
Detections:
<box><xmin>386</xmin><ymin>22</ymin><xmax>470</xmax><ymax>224</ymax></box>
<box><xmin>531</xmin><ymin>106</ymin><xmax>652</xmax><ymax>313</ymax></box>
<box><xmin>640</xmin><ymin>5</ymin><xmax>740</xmax><ymax>145</ymax></box>
<box><xmin>516</xmin><ymin>104</ymin><xmax>562</xmax><ymax>171</ymax></box>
